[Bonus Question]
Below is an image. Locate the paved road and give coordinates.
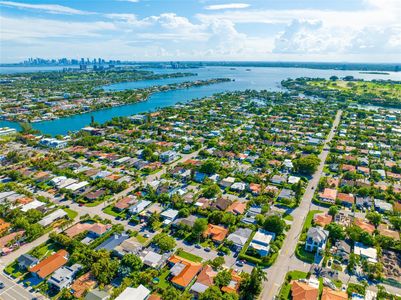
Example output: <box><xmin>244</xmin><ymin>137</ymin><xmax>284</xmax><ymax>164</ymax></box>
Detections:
<box><xmin>0</xmin><ymin>271</ymin><xmax>39</xmax><ymax>300</ymax></box>
<box><xmin>260</xmin><ymin>110</ymin><xmax>343</xmax><ymax>300</ymax></box>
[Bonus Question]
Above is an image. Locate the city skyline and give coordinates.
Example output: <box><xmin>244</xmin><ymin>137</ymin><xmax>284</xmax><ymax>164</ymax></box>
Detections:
<box><xmin>1</xmin><ymin>0</ymin><xmax>400</xmax><ymax>63</ymax></box>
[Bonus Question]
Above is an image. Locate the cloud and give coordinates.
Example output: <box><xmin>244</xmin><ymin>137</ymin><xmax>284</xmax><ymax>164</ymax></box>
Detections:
<box><xmin>205</xmin><ymin>3</ymin><xmax>250</xmax><ymax>10</ymax></box>
<box><xmin>0</xmin><ymin>1</ymin><xmax>92</xmax><ymax>15</ymax></box>
<box><xmin>116</xmin><ymin>0</ymin><xmax>140</xmax><ymax>3</ymax></box>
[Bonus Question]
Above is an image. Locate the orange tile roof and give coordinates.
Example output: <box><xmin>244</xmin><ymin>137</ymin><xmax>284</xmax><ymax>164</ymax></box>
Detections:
<box><xmin>29</xmin><ymin>250</ymin><xmax>68</xmax><ymax>279</ymax></box>
<box><xmin>16</xmin><ymin>197</ymin><xmax>33</xmax><ymax>205</ymax></box>
<box><xmin>249</xmin><ymin>183</ymin><xmax>261</xmax><ymax>194</ymax></box>
<box><xmin>354</xmin><ymin>218</ymin><xmax>375</xmax><ymax>234</ymax></box>
<box><xmin>70</xmin><ymin>272</ymin><xmax>96</xmax><ymax>298</ymax></box>
<box><xmin>321</xmin><ymin>288</ymin><xmax>348</xmax><ymax>300</ymax></box>
<box><xmin>221</xmin><ymin>270</ymin><xmax>241</xmax><ymax>294</ymax></box>
<box><xmin>313</xmin><ymin>213</ymin><xmax>333</xmax><ymax>227</ymax></box>
<box><xmin>168</xmin><ymin>255</ymin><xmax>202</xmax><ymax>288</ymax></box>
<box><xmin>203</xmin><ymin>224</ymin><xmax>229</xmax><ymax>242</ymax></box>
<box><xmin>195</xmin><ymin>265</ymin><xmax>217</xmax><ymax>287</ymax></box>
<box><xmin>291</xmin><ymin>281</ymin><xmax>319</xmax><ymax>300</ymax></box>
<box><xmin>64</xmin><ymin>223</ymin><xmax>93</xmax><ymax>238</ymax></box>
<box><xmin>394</xmin><ymin>202</ymin><xmax>401</xmax><ymax>212</ymax></box>
<box><xmin>337</xmin><ymin>193</ymin><xmax>354</xmax><ymax>204</ymax></box>
<box><xmin>319</xmin><ymin>188</ymin><xmax>337</xmax><ymax>201</ymax></box>
<box><xmin>226</xmin><ymin>201</ymin><xmax>246</xmax><ymax>215</ymax></box>
<box><xmin>0</xmin><ymin>230</ymin><xmax>25</xmax><ymax>248</ymax></box>
<box><xmin>148</xmin><ymin>294</ymin><xmax>162</xmax><ymax>300</ymax></box>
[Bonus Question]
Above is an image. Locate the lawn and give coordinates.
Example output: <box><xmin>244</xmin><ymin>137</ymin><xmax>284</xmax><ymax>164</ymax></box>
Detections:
<box><xmin>85</xmin><ymin>200</ymin><xmax>104</xmax><ymax>207</ymax></box>
<box><xmin>29</xmin><ymin>242</ymin><xmax>61</xmax><ymax>260</ymax></box>
<box><xmin>176</xmin><ymin>249</ymin><xmax>203</xmax><ymax>263</ymax></box>
<box><xmin>283</xmin><ymin>214</ymin><xmax>294</xmax><ymax>221</ymax></box>
<box><xmin>301</xmin><ymin>210</ymin><xmax>323</xmax><ymax>236</ymax></box>
<box><xmin>103</xmin><ymin>205</ymin><xmax>126</xmax><ymax>218</ymax></box>
<box><xmin>157</xmin><ymin>268</ymin><xmax>171</xmax><ymax>289</ymax></box>
<box><xmin>295</xmin><ymin>243</ymin><xmax>316</xmax><ymax>263</ymax></box>
<box><xmin>135</xmin><ymin>234</ymin><xmax>148</xmax><ymax>245</ymax></box>
<box><xmin>63</xmin><ymin>207</ymin><xmax>78</xmax><ymax>220</ymax></box>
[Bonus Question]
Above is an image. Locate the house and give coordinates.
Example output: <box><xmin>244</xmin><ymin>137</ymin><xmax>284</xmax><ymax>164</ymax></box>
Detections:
<box><xmin>64</xmin><ymin>222</ymin><xmax>111</xmax><ymax>238</ymax></box>
<box><xmin>270</xmin><ymin>174</ymin><xmax>287</xmax><ymax>185</ymax></box>
<box><xmin>355</xmin><ymin>196</ymin><xmax>373</xmax><ymax>210</ymax></box>
<box><xmin>168</xmin><ymin>255</ymin><xmax>202</xmax><ymax>289</ymax></box>
<box><xmin>95</xmin><ymin>233</ymin><xmax>129</xmax><ymax>251</ymax></box>
<box><xmin>172</xmin><ymin>215</ymin><xmax>197</xmax><ymax>229</ymax></box>
<box><xmin>374</xmin><ymin>199</ymin><xmax>393</xmax><ymax>213</ymax></box>
<box><xmin>114</xmin><ymin>237</ymin><xmax>143</xmax><ymax>256</ymax></box>
<box><xmin>212</xmin><ymin>197</ymin><xmax>232</xmax><ymax>211</ymax></box>
<box><xmin>160</xmin><ymin>209</ymin><xmax>179</xmax><ymax>225</ymax></box>
<box><xmin>0</xmin><ymin>219</ymin><xmax>11</xmax><ymax>235</ymax></box>
<box><xmin>313</xmin><ymin>213</ymin><xmax>333</xmax><ymax>227</ymax></box>
<box><xmin>190</xmin><ymin>265</ymin><xmax>217</xmax><ymax>296</ymax></box>
<box><xmin>70</xmin><ymin>272</ymin><xmax>97</xmax><ymax>299</ymax></box>
<box><xmin>305</xmin><ymin>227</ymin><xmax>329</xmax><ymax>253</ymax></box>
<box><xmin>20</xmin><ymin>200</ymin><xmax>46</xmax><ymax>212</ymax></box>
<box><xmin>321</xmin><ymin>288</ymin><xmax>348</xmax><ymax>300</ymax></box>
<box><xmin>47</xmin><ymin>264</ymin><xmax>82</xmax><ymax>290</ymax></box>
<box><xmin>220</xmin><ymin>177</ymin><xmax>235</xmax><ymax>188</ymax></box>
<box><xmin>39</xmin><ymin>138</ymin><xmax>67</xmax><ymax>149</ymax></box>
<box><xmin>114</xmin><ymin>196</ymin><xmax>137</xmax><ymax>211</ymax></box>
<box><xmin>29</xmin><ymin>250</ymin><xmax>69</xmax><ymax>279</ymax></box>
<box><xmin>337</xmin><ymin>193</ymin><xmax>354</xmax><ymax>207</ymax></box>
<box><xmin>354</xmin><ymin>218</ymin><xmax>375</xmax><ymax>235</ymax></box>
<box><xmin>17</xmin><ymin>254</ymin><xmax>39</xmax><ymax>270</ymax></box>
<box><xmin>128</xmin><ymin>200</ymin><xmax>152</xmax><ymax>215</ymax></box>
<box><xmin>354</xmin><ymin>242</ymin><xmax>377</xmax><ymax>263</ymax></box>
<box><xmin>140</xmin><ymin>249</ymin><xmax>168</xmax><ymax>269</ymax></box>
<box><xmin>160</xmin><ymin>150</ymin><xmax>178</xmax><ymax>163</ymax></box>
<box><xmin>319</xmin><ymin>188</ymin><xmax>337</xmax><ymax>204</ymax></box>
<box><xmin>249</xmin><ymin>229</ymin><xmax>275</xmax><ymax>257</ymax></box>
<box><xmin>38</xmin><ymin>209</ymin><xmax>67</xmax><ymax>227</ymax></box>
<box><xmin>277</xmin><ymin>189</ymin><xmax>295</xmax><ymax>201</ymax></box>
<box><xmin>231</xmin><ymin>182</ymin><xmax>246</xmax><ymax>192</ymax></box>
<box><xmin>249</xmin><ymin>183</ymin><xmax>262</xmax><ymax>195</ymax></box>
<box><xmin>226</xmin><ymin>201</ymin><xmax>246</xmax><ymax>215</ymax></box>
<box><xmin>378</xmin><ymin>224</ymin><xmax>400</xmax><ymax>240</ymax></box>
<box><xmin>333</xmin><ymin>240</ymin><xmax>351</xmax><ymax>263</ymax></box>
<box><xmin>290</xmin><ymin>279</ymin><xmax>319</xmax><ymax>300</ymax></box>
<box><xmin>221</xmin><ymin>270</ymin><xmax>242</xmax><ymax>294</ymax></box>
<box><xmin>203</xmin><ymin>224</ymin><xmax>228</xmax><ymax>243</ymax></box>
<box><xmin>85</xmin><ymin>288</ymin><xmax>110</xmax><ymax>300</ymax></box>
<box><xmin>227</xmin><ymin>228</ymin><xmax>253</xmax><ymax>250</ymax></box>
<box><xmin>116</xmin><ymin>285</ymin><xmax>150</xmax><ymax>300</ymax></box>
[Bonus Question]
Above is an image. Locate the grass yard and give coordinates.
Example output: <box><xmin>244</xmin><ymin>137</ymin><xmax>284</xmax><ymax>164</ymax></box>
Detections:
<box><xmin>157</xmin><ymin>268</ymin><xmax>171</xmax><ymax>289</ymax></box>
<box><xmin>29</xmin><ymin>242</ymin><xmax>61</xmax><ymax>260</ymax></box>
<box><xmin>302</xmin><ymin>210</ymin><xmax>323</xmax><ymax>234</ymax></box>
<box><xmin>103</xmin><ymin>205</ymin><xmax>126</xmax><ymax>218</ymax></box>
<box><xmin>295</xmin><ymin>243</ymin><xmax>316</xmax><ymax>263</ymax></box>
<box><xmin>176</xmin><ymin>249</ymin><xmax>203</xmax><ymax>263</ymax></box>
<box><xmin>283</xmin><ymin>214</ymin><xmax>294</xmax><ymax>221</ymax></box>
<box><xmin>135</xmin><ymin>234</ymin><xmax>148</xmax><ymax>245</ymax></box>
<box><xmin>63</xmin><ymin>207</ymin><xmax>78</xmax><ymax>220</ymax></box>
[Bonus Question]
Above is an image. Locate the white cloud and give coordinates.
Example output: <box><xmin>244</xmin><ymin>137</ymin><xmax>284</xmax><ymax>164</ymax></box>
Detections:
<box><xmin>205</xmin><ymin>3</ymin><xmax>250</xmax><ymax>10</ymax></box>
<box><xmin>0</xmin><ymin>1</ymin><xmax>92</xmax><ymax>15</ymax></box>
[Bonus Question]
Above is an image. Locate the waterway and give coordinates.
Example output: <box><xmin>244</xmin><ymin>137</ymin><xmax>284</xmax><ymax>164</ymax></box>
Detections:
<box><xmin>1</xmin><ymin>66</ymin><xmax>400</xmax><ymax>136</ymax></box>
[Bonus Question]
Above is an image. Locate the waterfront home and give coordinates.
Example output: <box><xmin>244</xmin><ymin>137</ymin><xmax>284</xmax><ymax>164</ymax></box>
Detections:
<box><xmin>167</xmin><ymin>255</ymin><xmax>202</xmax><ymax>289</ymax></box>
<box><xmin>305</xmin><ymin>227</ymin><xmax>329</xmax><ymax>253</ymax></box>
<box><xmin>48</xmin><ymin>264</ymin><xmax>82</xmax><ymax>290</ymax></box>
<box><xmin>29</xmin><ymin>249</ymin><xmax>69</xmax><ymax>279</ymax></box>
<box><xmin>39</xmin><ymin>138</ymin><xmax>68</xmax><ymax>149</ymax></box>
<box><xmin>249</xmin><ymin>229</ymin><xmax>275</xmax><ymax>257</ymax></box>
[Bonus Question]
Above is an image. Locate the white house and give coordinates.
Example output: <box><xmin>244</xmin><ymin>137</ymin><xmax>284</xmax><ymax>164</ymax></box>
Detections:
<box><xmin>160</xmin><ymin>209</ymin><xmax>179</xmax><ymax>225</ymax></box>
<box><xmin>305</xmin><ymin>227</ymin><xmax>329</xmax><ymax>253</ymax></box>
<box><xmin>249</xmin><ymin>229</ymin><xmax>276</xmax><ymax>257</ymax></box>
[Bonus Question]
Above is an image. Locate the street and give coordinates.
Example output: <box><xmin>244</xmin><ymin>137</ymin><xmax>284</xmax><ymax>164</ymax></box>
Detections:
<box><xmin>260</xmin><ymin>110</ymin><xmax>343</xmax><ymax>300</ymax></box>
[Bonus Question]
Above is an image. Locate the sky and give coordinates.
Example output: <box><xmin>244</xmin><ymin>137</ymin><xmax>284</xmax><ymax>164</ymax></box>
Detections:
<box><xmin>0</xmin><ymin>0</ymin><xmax>400</xmax><ymax>63</ymax></box>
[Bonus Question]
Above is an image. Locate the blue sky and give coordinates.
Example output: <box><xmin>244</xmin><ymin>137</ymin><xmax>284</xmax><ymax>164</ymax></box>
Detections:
<box><xmin>0</xmin><ymin>0</ymin><xmax>400</xmax><ymax>63</ymax></box>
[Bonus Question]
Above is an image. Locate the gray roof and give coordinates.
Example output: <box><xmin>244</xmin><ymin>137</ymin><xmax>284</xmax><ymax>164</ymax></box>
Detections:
<box><xmin>307</xmin><ymin>227</ymin><xmax>329</xmax><ymax>243</ymax></box>
<box><xmin>18</xmin><ymin>254</ymin><xmax>39</xmax><ymax>267</ymax></box>
<box><xmin>227</xmin><ymin>228</ymin><xmax>253</xmax><ymax>246</ymax></box>
<box><xmin>47</xmin><ymin>264</ymin><xmax>82</xmax><ymax>289</ymax></box>
<box><xmin>95</xmin><ymin>233</ymin><xmax>129</xmax><ymax>251</ymax></box>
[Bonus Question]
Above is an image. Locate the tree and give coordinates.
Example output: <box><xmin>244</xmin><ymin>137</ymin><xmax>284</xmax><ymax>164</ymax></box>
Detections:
<box><xmin>214</xmin><ymin>269</ymin><xmax>232</xmax><ymax>287</ymax></box>
<box><xmin>326</xmin><ymin>223</ymin><xmax>345</xmax><ymax>240</ymax></box>
<box><xmin>328</xmin><ymin>205</ymin><xmax>339</xmax><ymax>217</ymax></box>
<box><xmin>293</xmin><ymin>154</ymin><xmax>320</xmax><ymax>175</ymax></box>
<box><xmin>264</xmin><ymin>215</ymin><xmax>286</xmax><ymax>235</ymax></box>
<box><xmin>366</xmin><ymin>211</ymin><xmax>382</xmax><ymax>227</ymax></box>
<box><xmin>121</xmin><ymin>254</ymin><xmax>143</xmax><ymax>271</ymax></box>
<box><xmin>210</xmin><ymin>256</ymin><xmax>225</xmax><ymax>270</ymax></box>
<box><xmin>203</xmin><ymin>184</ymin><xmax>221</xmax><ymax>198</ymax></box>
<box><xmin>330</xmin><ymin>76</ymin><xmax>339</xmax><ymax>81</ymax></box>
<box><xmin>199</xmin><ymin>159</ymin><xmax>220</xmax><ymax>175</ymax></box>
<box><xmin>152</xmin><ymin>233</ymin><xmax>176</xmax><ymax>252</ymax></box>
<box><xmin>199</xmin><ymin>286</ymin><xmax>223</xmax><ymax>300</ymax></box>
<box><xmin>240</xmin><ymin>267</ymin><xmax>266</xmax><ymax>299</ymax></box>
<box><xmin>91</xmin><ymin>254</ymin><xmax>119</xmax><ymax>285</ymax></box>
<box><xmin>192</xmin><ymin>218</ymin><xmax>208</xmax><ymax>241</ymax></box>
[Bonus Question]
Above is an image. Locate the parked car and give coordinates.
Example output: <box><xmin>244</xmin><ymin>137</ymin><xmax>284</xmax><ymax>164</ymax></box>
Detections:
<box><xmin>0</xmin><ymin>282</ymin><xmax>4</xmax><ymax>289</ymax></box>
<box><xmin>195</xmin><ymin>244</ymin><xmax>201</xmax><ymax>249</ymax></box>
<box><xmin>204</xmin><ymin>247</ymin><xmax>211</xmax><ymax>252</ymax></box>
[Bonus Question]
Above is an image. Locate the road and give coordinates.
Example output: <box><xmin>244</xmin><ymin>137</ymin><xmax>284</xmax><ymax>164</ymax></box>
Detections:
<box><xmin>0</xmin><ymin>272</ymin><xmax>36</xmax><ymax>300</ymax></box>
<box><xmin>260</xmin><ymin>110</ymin><xmax>343</xmax><ymax>300</ymax></box>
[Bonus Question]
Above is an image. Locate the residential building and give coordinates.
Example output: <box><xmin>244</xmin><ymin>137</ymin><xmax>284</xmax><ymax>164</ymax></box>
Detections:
<box><xmin>48</xmin><ymin>264</ymin><xmax>82</xmax><ymax>290</ymax></box>
<box><xmin>249</xmin><ymin>229</ymin><xmax>275</xmax><ymax>257</ymax></box>
<box><xmin>290</xmin><ymin>279</ymin><xmax>319</xmax><ymax>300</ymax></box>
<box><xmin>203</xmin><ymin>224</ymin><xmax>229</xmax><ymax>243</ymax></box>
<box><xmin>70</xmin><ymin>272</ymin><xmax>97</xmax><ymax>299</ymax></box>
<box><xmin>305</xmin><ymin>227</ymin><xmax>329</xmax><ymax>253</ymax></box>
<box><xmin>116</xmin><ymin>285</ymin><xmax>150</xmax><ymax>300</ymax></box>
<box><xmin>168</xmin><ymin>255</ymin><xmax>202</xmax><ymax>289</ymax></box>
<box><xmin>227</xmin><ymin>228</ymin><xmax>253</xmax><ymax>251</ymax></box>
<box><xmin>190</xmin><ymin>265</ymin><xmax>217</xmax><ymax>296</ymax></box>
<box><xmin>29</xmin><ymin>250</ymin><xmax>69</xmax><ymax>279</ymax></box>
<box><xmin>17</xmin><ymin>254</ymin><xmax>39</xmax><ymax>270</ymax></box>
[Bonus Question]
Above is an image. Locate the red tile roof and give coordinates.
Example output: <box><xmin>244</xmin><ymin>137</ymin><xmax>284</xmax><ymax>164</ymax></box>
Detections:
<box><xmin>29</xmin><ymin>250</ymin><xmax>68</xmax><ymax>279</ymax></box>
